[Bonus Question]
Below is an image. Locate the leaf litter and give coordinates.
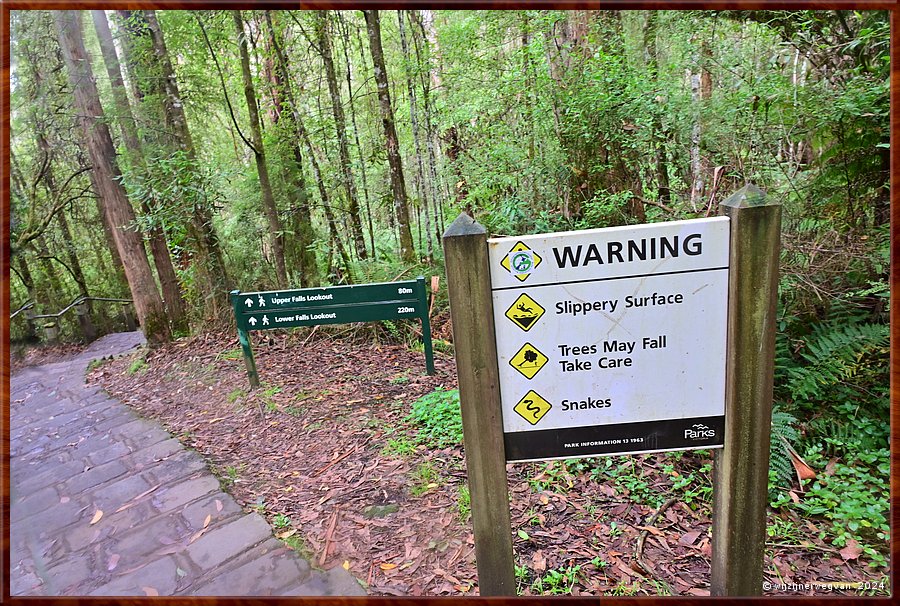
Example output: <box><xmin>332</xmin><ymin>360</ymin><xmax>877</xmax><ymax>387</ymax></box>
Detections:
<box><xmin>89</xmin><ymin>329</ymin><xmax>889</xmax><ymax>596</ymax></box>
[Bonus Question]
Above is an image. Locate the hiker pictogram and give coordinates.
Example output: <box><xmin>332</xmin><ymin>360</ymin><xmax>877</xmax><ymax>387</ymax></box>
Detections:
<box><xmin>509</xmin><ymin>343</ymin><xmax>549</xmax><ymax>380</ymax></box>
<box><xmin>500</xmin><ymin>241</ymin><xmax>542</xmax><ymax>282</ymax></box>
<box><xmin>513</xmin><ymin>390</ymin><xmax>552</xmax><ymax>425</ymax></box>
<box><xmin>504</xmin><ymin>293</ymin><xmax>545</xmax><ymax>332</ymax></box>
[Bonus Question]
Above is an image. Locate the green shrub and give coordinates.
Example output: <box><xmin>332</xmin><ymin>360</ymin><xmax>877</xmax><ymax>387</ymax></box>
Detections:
<box><xmin>405</xmin><ymin>387</ymin><xmax>463</xmax><ymax>448</ymax></box>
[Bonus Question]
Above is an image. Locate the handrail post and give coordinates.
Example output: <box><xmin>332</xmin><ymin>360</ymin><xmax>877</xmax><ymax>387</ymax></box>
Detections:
<box><xmin>442</xmin><ymin>213</ymin><xmax>516</xmax><ymax>596</ymax></box>
<box><xmin>23</xmin><ymin>308</ymin><xmax>37</xmax><ymax>341</ymax></box>
<box><xmin>711</xmin><ymin>185</ymin><xmax>781</xmax><ymax>596</ymax></box>
<box><xmin>75</xmin><ymin>299</ymin><xmax>97</xmax><ymax>343</ymax></box>
<box><xmin>42</xmin><ymin>318</ymin><xmax>60</xmax><ymax>344</ymax></box>
<box><xmin>122</xmin><ymin>302</ymin><xmax>137</xmax><ymax>331</ymax></box>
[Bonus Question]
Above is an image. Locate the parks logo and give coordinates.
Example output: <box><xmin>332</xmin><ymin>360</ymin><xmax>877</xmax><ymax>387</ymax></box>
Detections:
<box><xmin>684</xmin><ymin>423</ymin><xmax>716</xmax><ymax>440</ymax></box>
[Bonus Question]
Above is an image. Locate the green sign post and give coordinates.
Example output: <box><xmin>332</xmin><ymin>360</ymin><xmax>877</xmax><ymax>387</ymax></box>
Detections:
<box><xmin>230</xmin><ymin>277</ymin><xmax>435</xmax><ymax>387</ymax></box>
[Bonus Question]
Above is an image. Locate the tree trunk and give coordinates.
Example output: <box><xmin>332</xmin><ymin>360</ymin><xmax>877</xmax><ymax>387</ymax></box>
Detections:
<box><xmin>54</xmin><ymin>10</ymin><xmax>170</xmax><ymax>345</ymax></box>
<box><xmin>263</xmin><ymin>11</ymin><xmax>320</xmax><ymax>287</ymax></box>
<box><xmin>644</xmin><ymin>11</ymin><xmax>671</xmax><ymax>204</ymax></box>
<box><xmin>34</xmin><ymin>234</ymin><xmax>65</xmax><ymax>301</ymax></box>
<box><xmin>234</xmin><ymin>10</ymin><xmax>287</xmax><ymax>288</ymax></box>
<box><xmin>92</xmin><ymin>9</ymin><xmax>188</xmax><ymax>332</ymax></box>
<box><xmin>55</xmin><ymin>208</ymin><xmax>90</xmax><ymax>299</ymax></box>
<box><xmin>143</xmin><ymin>10</ymin><xmax>231</xmax><ymax>320</ymax></box>
<box><xmin>410</xmin><ymin>10</ymin><xmax>446</xmax><ymax>237</ymax></box>
<box><xmin>398</xmin><ymin>10</ymin><xmax>433</xmax><ymax>260</ymax></box>
<box><xmin>338</xmin><ymin>12</ymin><xmax>376</xmax><ymax>258</ymax></box>
<box><xmin>317</xmin><ymin>11</ymin><xmax>368</xmax><ymax>260</ymax></box>
<box><xmin>301</xmin><ymin>130</ymin><xmax>354</xmax><ymax>284</ymax></box>
<box><xmin>363</xmin><ymin>9</ymin><xmax>416</xmax><ymax>264</ymax></box>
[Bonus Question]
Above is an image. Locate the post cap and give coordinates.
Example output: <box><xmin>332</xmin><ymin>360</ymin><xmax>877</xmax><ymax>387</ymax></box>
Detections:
<box><xmin>721</xmin><ymin>184</ymin><xmax>778</xmax><ymax>209</ymax></box>
<box><xmin>442</xmin><ymin>212</ymin><xmax>486</xmax><ymax>239</ymax></box>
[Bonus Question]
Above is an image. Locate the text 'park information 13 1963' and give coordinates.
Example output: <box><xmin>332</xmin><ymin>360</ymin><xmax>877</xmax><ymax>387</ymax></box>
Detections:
<box><xmin>488</xmin><ymin>217</ymin><xmax>730</xmax><ymax>462</ymax></box>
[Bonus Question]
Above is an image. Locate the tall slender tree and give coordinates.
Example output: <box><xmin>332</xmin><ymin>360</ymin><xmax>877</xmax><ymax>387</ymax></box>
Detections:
<box><xmin>263</xmin><ymin>11</ymin><xmax>320</xmax><ymax>287</ymax></box>
<box><xmin>397</xmin><ymin>10</ymin><xmax>433</xmax><ymax>259</ymax></box>
<box><xmin>363</xmin><ymin>9</ymin><xmax>415</xmax><ymax>264</ymax></box>
<box><xmin>142</xmin><ymin>10</ymin><xmax>232</xmax><ymax>318</ymax></box>
<box><xmin>316</xmin><ymin>11</ymin><xmax>368</xmax><ymax>260</ymax></box>
<box><xmin>336</xmin><ymin>13</ymin><xmax>376</xmax><ymax>257</ymax></box>
<box><xmin>53</xmin><ymin>10</ymin><xmax>170</xmax><ymax>344</ymax></box>
<box><xmin>91</xmin><ymin>9</ymin><xmax>188</xmax><ymax>332</ymax></box>
<box><xmin>233</xmin><ymin>9</ymin><xmax>287</xmax><ymax>288</ymax></box>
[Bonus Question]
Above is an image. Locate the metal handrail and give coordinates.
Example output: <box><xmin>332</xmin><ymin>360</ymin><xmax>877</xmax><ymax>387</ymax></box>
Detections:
<box><xmin>15</xmin><ymin>296</ymin><xmax>134</xmax><ymax>321</ymax></box>
<box><xmin>10</xmin><ymin>301</ymin><xmax>34</xmax><ymax>319</ymax></box>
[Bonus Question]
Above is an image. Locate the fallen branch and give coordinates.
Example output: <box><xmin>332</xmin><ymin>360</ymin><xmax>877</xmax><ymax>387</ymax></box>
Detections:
<box><xmin>311</xmin><ymin>438</ymin><xmax>371</xmax><ymax>478</ymax></box>
<box><xmin>391</xmin><ymin>267</ymin><xmax>414</xmax><ymax>282</ymax></box>
<box><xmin>319</xmin><ymin>507</ymin><xmax>341</xmax><ymax>566</ymax></box>
<box><xmin>302</xmin><ymin>325</ymin><xmax>321</xmax><ymax>346</ymax></box>
<box><xmin>633</xmin><ymin>497</ymin><xmax>678</xmax><ymax>576</ymax></box>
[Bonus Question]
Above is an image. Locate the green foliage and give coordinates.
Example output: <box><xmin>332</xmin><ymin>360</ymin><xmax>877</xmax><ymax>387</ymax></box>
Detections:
<box><xmin>227</xmin><ymin>388</ymin><xmax>246</xmax><ymax>403</ymax></box>
<box><xmin>769</xmin><ymin>410</ymin><xmax>800</xmax><ymax>492</ymax></box>
<box><xmin>784</xmin><ymin>322</ymin><xmax>888</xmax><ymax>404</ymax></box>
<box><xmin>457</xmin><ymin>484</ymin><xmax>471</xmax><ymax>522</ymax></box>
<box><xmin>127</xmin><ymin>355</ymin><xmax>148</xmax><ymax>375</ymax></box>
<box><xmin>530</xmin><ymin>564</ymin><xmax>583</xmax><ymax>595</ymax></box>
<box><xmin>405</xmin><ymin>387</ymin><xmax>463</xmax><ymax>448</ymax></box>
<box><xmin>381</xmin><ymin>437</ymin><xmax>416</xmax><ymax>457</ymax></box>
<box><xmin>769</xmin><ymin>311</ymin><xmax>890</xmax><ymax>569</ymax></box>
<box><xmin>272</xmin><ymin>513</ymin><xmax>291</xmax><ymax>529</ymax></box>
<box><xmin>409</xmin><ymin>461</ymin><xmax>440</xmax><ymax>496</ymax></box>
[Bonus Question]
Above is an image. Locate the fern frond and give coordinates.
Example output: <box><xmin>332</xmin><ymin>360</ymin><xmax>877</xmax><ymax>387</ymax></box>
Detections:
<box><xmin>786</xmin><ymin>322</ymin><xmax>888</xmax><ymax>402</ymax></box>
<box><xmin>769</xmin><ymin>409</ymin><xmax>799</xmax><ymax>489</ymax></box>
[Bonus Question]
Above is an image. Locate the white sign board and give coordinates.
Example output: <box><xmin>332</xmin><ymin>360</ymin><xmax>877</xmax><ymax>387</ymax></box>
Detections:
<box><xmin>489</xmin><ymin>217</ymin><xmax>730</xmax><ymax>461</ymax></box>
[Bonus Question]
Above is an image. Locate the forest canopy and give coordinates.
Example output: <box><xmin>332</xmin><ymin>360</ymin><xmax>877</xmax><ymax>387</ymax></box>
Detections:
<box><xmin>9</xmin><ymin>9</ymin><xmax>888</xmax><ymax>336</ymax></box>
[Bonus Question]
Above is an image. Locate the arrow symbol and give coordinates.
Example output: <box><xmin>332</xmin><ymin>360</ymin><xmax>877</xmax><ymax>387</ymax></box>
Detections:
<box><xmin>262</xmin><ymin>315</ymin><xmax>270</xmax><ymax>326</ymax></box>
<box><xmin>248</xmin><ymin>317</ymin><xmax>258</xmax><ymax>326</ymax></box>
<box><xmin>245</xmin><ymin>298</ymin><xmax>253</xmax><ymax>308</ymax></box>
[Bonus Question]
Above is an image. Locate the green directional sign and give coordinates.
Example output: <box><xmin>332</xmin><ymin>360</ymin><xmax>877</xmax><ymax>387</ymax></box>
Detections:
<box><xmin>235</xmin><ymin>281</ymin><xmax>419</xmax><ymax>312</ymax></box>
<box><xmin>236</xmin><ymin>301</ymin><xmax>421</xmax><ymax>331</ymax></box>
<box><xmin>230</xmin><ymin>277</ymin><xmax>435</xmax><ymax>387</ymax></box>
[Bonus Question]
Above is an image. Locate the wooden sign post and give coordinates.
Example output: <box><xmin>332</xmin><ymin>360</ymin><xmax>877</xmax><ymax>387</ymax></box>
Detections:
<box><xmin>443</xmin><ymin>185</ymin><xmax>780</xmax><ymax>597</ymax></box>
<box><xmin>710</xmin><ymin>184</ymin><xmax>781</xmax><ymax>596</ymax></box>
<box><xmin>443</xmin><ymin>215</ymin><xmax>516</xmax><ymax>596</ymax></box>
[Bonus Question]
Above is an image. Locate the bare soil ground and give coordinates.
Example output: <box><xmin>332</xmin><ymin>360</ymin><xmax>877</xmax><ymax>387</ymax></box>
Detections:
<box><xmin>10</xmin><ymin>341</ymin><xmax>87</xmax><ymax>374</ymax></box>
<box><xmin>78</xmin><ymin>329</ymin><xmax>889</xmax><ymax>597</ymax></box>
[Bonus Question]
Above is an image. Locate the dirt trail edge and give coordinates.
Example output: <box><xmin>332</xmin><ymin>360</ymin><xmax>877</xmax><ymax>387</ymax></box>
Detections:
<box><xmin>9</xmin><ymin>331</ymin><xmax>365</xmax><ymax>597</ymax></box>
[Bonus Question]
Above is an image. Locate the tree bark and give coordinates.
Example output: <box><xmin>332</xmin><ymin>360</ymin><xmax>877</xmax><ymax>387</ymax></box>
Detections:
<box><xmin>300</xmin><ymin>128</ymin><xmax>354</xmax><ymax>284</ymax></box>
<box><xmin>54</xmin><ymin>208</ymin><xmax>90</xmax><ymax>299</ymax></box>
<box><xmin>410</xmin><ymin>10</ymin><xmax>446</xmax><ymax>236</ymax></box>
<box><xmin>317</xmin><ymin>11</ymin><xmax>368</xmax><ymax>260</ymax></box>
<box><xmin>234</xmin><ymin>10</ymin><xmax>288</xmax><ymax>288</ymax></box>
<box><xmin>92</xmin><ymin>9</ymin><xmax>188</xmax><ymax>332</ymax></box>
<box><xmin>54</xmin><ymin>10</ymin><xmax>170</xmax><ymax>345</ymax></box>
<box><xmin>337</xmin><ymin>13</ymin><xmax>376</xmax><ymax>259</ymax></box>
<box><xmin>398</xmin><ymin>10</ymin><xmax>433</xmax><ymax>259</ymax></box>
<box><xmin>363</xmin><ymin>9</ymin><xmax>416</xmax><ymax>264</ymax></box>
<box><xmin>143</xmin><ymin>10</ymin><xmax>231</xmax><ymax>318</ymax></box>
<box><xmin>263</xmin><ymin>11</ymin><xmax>320</xmax><ymax>287</ymax></box>
<box><xmin>644</xmin><ymin>11</ymin><xmax>671</xmax><ymax>204</ymax></box>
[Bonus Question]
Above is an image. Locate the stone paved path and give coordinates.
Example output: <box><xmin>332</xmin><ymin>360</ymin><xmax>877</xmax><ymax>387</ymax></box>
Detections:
<box><xmin>9</xmin><ymin>332</ymin><xmax>365</xmax><ymax>597</ymax></box>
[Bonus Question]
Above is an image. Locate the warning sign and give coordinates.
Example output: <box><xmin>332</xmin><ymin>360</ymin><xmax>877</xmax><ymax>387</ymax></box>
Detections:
<box><xmin>500</xmin><ymin>241</ymin><xmax>542</xmax><ymax>282</ymax></box>
<box><xmin>513</xmin><ymin>390</ymin><xmax>553</xmax><ymax>425</ymax></box>
<box><xmin>504</xmin><ymin>293</ymin><xmax>545</xmax><ymax>331</ymax></box>
<box><xmin>509</xmin><ymin>343</ymin><xmax>548</xmax><ymax>380</ymax></box>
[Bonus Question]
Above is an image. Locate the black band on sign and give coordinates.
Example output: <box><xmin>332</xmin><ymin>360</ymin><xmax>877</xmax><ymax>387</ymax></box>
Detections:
<box><xmin>504</xmin><ymin>415</ymin><xmax>725</xmax><ymax>461</ymax></box>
